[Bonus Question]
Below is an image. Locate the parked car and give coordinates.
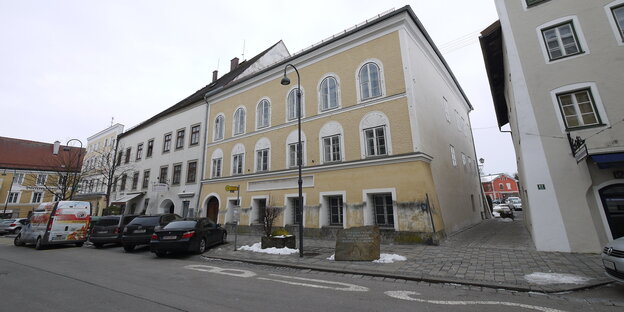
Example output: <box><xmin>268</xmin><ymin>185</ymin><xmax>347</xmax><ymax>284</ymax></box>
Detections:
<box><xmin>150</xmin><ymin>218</ymin><xmax>227</xmax><ymax>257</ymax></box>
<box><xmin>14</xmin><ymin>201</ymin><xmax>91</xmax><ymax>249</ymax></box>
<box><xmin>0</xmin><ymin>218</ymin><xmax>29</xmax><ymax>235</ymax></box>
<box><xmin>121</xmin><ymin>214</ymin><xmax>182</xmax><ymax>252</ymax></box>
<box><xmin>89</xmin><ymin>215</ymin><xmax>138</xmax><ymax>248</ymax></box>
<box><xmin>602</xmin><ymin>236</ymin><xmax>624</xmax><ymax>283</ymax></box>
<box><xmin>493</xmin><ymin>204</ymin><xmax>514</xmax><ymax>219</ymax></box>
<box><xmin>507</xmin><ymin>197</ymin><xmax>523</xmax><ymax>211</ymax></box>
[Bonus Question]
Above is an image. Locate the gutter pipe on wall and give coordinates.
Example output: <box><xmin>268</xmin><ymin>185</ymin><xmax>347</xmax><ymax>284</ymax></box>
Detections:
<box><xmin>196</xmin><ymin>87</ymin><xmax>222</xmax><ymax>218</ymax></box>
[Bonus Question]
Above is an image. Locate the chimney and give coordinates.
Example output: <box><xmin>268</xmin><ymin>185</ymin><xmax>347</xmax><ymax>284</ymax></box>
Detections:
<box><xmin>53</xmin><ymin>141</ymin><xmax>60</xmax><ymax>155</ymax></box>
<box><xmin>212</xmin><ymin>70</ymin><xmax>218</xmax><ymax>82</ymax></box>
<box><xmin>230</xmin><ymin>57</ymin><xmax>239</xmax><ymax>71</ymax></box>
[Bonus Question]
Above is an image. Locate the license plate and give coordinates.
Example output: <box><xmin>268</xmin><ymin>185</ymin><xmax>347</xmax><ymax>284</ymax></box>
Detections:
<box><xmin>134</xmin><ymin>229</ymin><xmax>146</xmax><ymax>234</ymax></box>
<box><xmin>163</xmin><ymin>236</ymin><xmax>177</xmax><ymax>240</ymax></box>
<box><xmin>603</xmin><ymin>259</ymin><xmax>616</xmax><ymax>270</ymax></box>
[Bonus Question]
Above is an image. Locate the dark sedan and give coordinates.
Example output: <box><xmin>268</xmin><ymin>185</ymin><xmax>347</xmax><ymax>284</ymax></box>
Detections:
<box><xmin>89</xmin><ymin>215</ymin><xmax>138</xmax><ymax>248</ymax></box>
<box><xmin>121</xmin><ymin>214</ymin><xmax>182</xmax><ymax>252</ymax></box>
<box><xmin>150</xmin><ymin>218</ymin><xmax>226</xmax><ymax>257</ymax></box>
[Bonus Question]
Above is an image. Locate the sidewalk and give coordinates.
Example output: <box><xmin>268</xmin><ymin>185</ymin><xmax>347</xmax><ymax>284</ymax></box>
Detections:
<box><xmin>202</xmin><ymin>213</ymin><xmax>612</xmax><ymax>293</ymax></box>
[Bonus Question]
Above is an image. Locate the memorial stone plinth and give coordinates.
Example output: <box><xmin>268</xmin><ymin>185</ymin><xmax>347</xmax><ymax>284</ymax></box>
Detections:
<box><xmin>335</xmin><ymin>226</ymin><xmax>380</xmax><ymax>261</ymax></box>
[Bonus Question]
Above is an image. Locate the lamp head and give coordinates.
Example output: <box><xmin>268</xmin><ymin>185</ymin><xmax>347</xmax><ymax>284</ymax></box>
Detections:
<box><xmin>280</xmin><ymin>76</ymin><xmax>291</xmax><ymax>85</ymax></box>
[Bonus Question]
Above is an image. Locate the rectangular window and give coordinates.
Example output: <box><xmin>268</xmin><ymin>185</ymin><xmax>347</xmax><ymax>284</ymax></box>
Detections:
<box><xmin>159</xmin><ymin>166</ymin><xmax>168</xmax><ymax>184</ymax></box>
<box><xmin>364</xmin><ymin>126</ymin><xmax>387</xmax><ymax>157</ymax></box>
<box><xmin>36</xmin><ymin>174</ymin><xmax>46</xmax><ymax>185</ymax></box>
<box><xmin>172</xmin><ymin>164</ymin><xmax>182</xmax><ymax>185</ymax></box>
<box><xmin>131</xmin><ymin>172</ymin><xmax>139</xmax><ymax>190</ymax></box>
<box><xmin>328</xmin><ymin>196</ymin><xmax>343</xmax><ymax>226</ymax></box>
<box><xmin>291</xmin><ymin>197</ymin><xmax>302</xmax><ymax>225</ymax></box>
<box><xmin>323</xmin><ymin>135</ymin><xmax>341</xmax><ymax>163</ymax></box>
<box><xmin>187</xmin><ymin>161</ymin><xmax>197</xmax><ymax>183</ymax></box>
<box><xmin>461</xmin><ymin>153</ymin><xmax>467</xmax><ymax>166</ymax></box>
<box><xmin>443</xmin><ymin>97</ymin><xmax>450</xmax><ymax>123</ymax></box>
<box><xmin>499</xmin><ymin>183</ymin><xmax>504</xmax><ymax>190</ymax></box>
<box><xmin>190</xmin><ymin>125</ymin><xmax>200</xmax><ymax>146</ymax></box>
<box><xmin>450</xmin><ymin>145</ymin><xmax>457</xmax><ymax>167</ymax></box>
<box><xmin>142</xmin><ymin>170</ymin><xmax>150</xmax><ymax>189</ymax></box>
<box><xmin>612</xmin><ymin>5</ymin><xmax>624</xmax><ymax>42</ymax></box>
<box><xmin>506</xmin><ymin>183</ymin><xmax>512</xmax><ymax>189</ymax></box>
<box><xmin>32</xmin><ymin>192</ymin><xmax>42</xmax><ymax>203</ymax></box>
<box><xmin>232</xmin><ymin>154</ymin><xmax>244</xmax><ymax>175</ymax></box>
<box><xmin>373</xmin><ymin>193</ymin><xmax>394</xmax><ymax>227</ymax></box>
<box><xmin>175</xmin><ymin>129</ymin><xmax>185</xmax><ymax>150</ymax></box>
<box><xmin>526</xmin><ymin>0</ymin><xmax>549</xmax><ymax>7</ymax></box>
<box><xmin>116</xmin><ymin>150</ymin><xmax>123</xmax><ymax>166</ymax></box>
<box><xmin>542</xmin><ymin>22</ymin><xmax>582</xmax><ymax>60</ymax></box>
<box><xmin>146</xmin><ymin>139</ymin><xmax>154</xmax><ymax>158</ymax></box>
<box><xmin>212</xmin><ymin>158</ymin><xmax>222</xmax><ymax>178</ymax></box>
<box><xmin>256</xmin><ymin>149</ymin><xmax>269</xmax><ymax>172</ymax></box>
<box><xmin>120</xmin><ymin>174</ymin><xmax>127</xmax><ymax>191</ymax></box>
<box><xmin>136</xmin><ymin>143</ymin><xmax>143</xmax><ymax>161</ymax></box>
<box><xmin>125</xmin><ymin>148</ymin><xmax>131</xmax><ymax>163</ymax></box>
<box><xmin>7</xmin><ymin>192</ymin><xmax>18</xmax><ymax>203</ymax></box>
<box><xmin>54</xmin><ymin>193</ymin><xmax>62</xmax><ymax>202</ymax></box>
<box><xmin>163</xmin><ymin>133</ymin><xmax>172</xmax><ymax>153</ymax></box>
<box><xmin>557</xmin><ymin>89</ymin><xmax>601</xmax><ymax>129</ymax></box>
<box><xmin>14</xmin><ymin>173</ymin><xmax>24</xmax><ymax>184</ymax></box>
<box><xmin>113</xmin><ymin>177</ymin><xmax>118</xmax><ymax>192</ymax></box>
<box><xmin>288</xmin><ymin>143</ymin><xmax>302</xmax><ymax>168</ymax></box>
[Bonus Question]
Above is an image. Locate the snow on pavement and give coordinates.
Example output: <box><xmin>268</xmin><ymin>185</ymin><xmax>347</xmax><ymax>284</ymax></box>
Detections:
<box><xmin>238</xmin><ymin>243</ymin><xmax>299</xmax><ymax>255</ymax></box>
<box><xmin>524</xmin><ymin>272</ymin><xmax>590</xmax><ymax>285</ymax></box>
<box><xmin>326</xmin><ymin>253</ymin><xmax>407</xmax><ymax>263</ymax></box>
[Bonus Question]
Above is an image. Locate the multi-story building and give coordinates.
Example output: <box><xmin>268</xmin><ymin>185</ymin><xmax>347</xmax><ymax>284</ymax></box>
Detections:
<box><xmin>198</xmin><ymin>6</ymin><xmax>484</xmax><ymax>241</ymax></box>
<box><xmin>75</xmin><ymin>123</ymin><xmax>124</xmax><ymax>216</ymax></box>
<box><xmin>480</xmin><ymin>0</ymin><xmax>624</xmax><ymax>252</ymax></box>
<box><xmin>0</xmin><ymin>137</ymin><xmax>84</xmax><ymax>218</ymax></box>
<box><xmin>481</xmin><ymin>173</ymin><xmax>520</xmax><ymax>202</ymax></box>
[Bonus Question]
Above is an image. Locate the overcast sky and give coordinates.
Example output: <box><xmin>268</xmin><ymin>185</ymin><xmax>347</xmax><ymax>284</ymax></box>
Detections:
<box><xmin>0</xmin><ymin>0</ymin><xmax>515</xmax><ymax>175</ymax></box>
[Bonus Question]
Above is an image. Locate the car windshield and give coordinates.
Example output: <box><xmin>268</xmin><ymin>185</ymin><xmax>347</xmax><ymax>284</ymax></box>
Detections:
<box><xmin>127</xmin><ymin>216</ymin><xmax>160</xmax><ymax>226</ymax></box>
<box><xmin>95</xmin><ymin>217</ymin><xmax>120</xmax><ymax>226</ymax></box>
<box><xmin>2</xmin><ymin>219</ymin><xmax>15</xmax><ymax>224</ymax></box>
<box><xmin>163</xmin><ymin>221</ymin><xmax>197</xmax><ymax>230</ymax></box>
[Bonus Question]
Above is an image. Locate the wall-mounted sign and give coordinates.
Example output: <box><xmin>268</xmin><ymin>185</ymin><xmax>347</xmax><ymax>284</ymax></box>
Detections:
<box><xmin>225</xmin><ymin>185</ymin><xmax>239</xmax><ymax>192</ymax></box>
<box><xmin>537</xmin><ymin>184</ymin><xmax>546</xmax><ymax>190</ymax></box>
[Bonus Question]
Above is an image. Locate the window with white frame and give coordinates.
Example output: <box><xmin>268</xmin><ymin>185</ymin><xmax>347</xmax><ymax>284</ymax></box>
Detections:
<box><xmin>461</xmin><ymin>153</ymin><xmax>467</xmax><ymax>166</ymax></box>
<box><xmin>358</xmin><ymin>62</ymin><xmax>382</xmax><ymax>101</ymax></box>
<box><xmin>214</xmin><ymin>115</ymin><xmax>224</xmax><ymax>141</ymax></box>
<box><xmin>7</xmin><ymin>192</ymin><xmax>18</xmax><ymax>203</ymax></box>
<box><xmin>187</xmin><ymin>160</ymin><xmax>197</xmax><ymax>183</ymax></box>
<box><xmin>328</xmin><ymin>195</ymin><xmax>343</xmax><ymax>226</ymax></box>
<box><xmin>232</xmin><ymin>153</ymin><xmax>244</xmax><ymax>175</ymax></box>
<box><xmin>323</xmin><ymin>135</ymin><xmax>342</xmax><ymax>163</ymax></box>
<box><xmin>443</xmin><ymin>97</ymin><xmax>450</xmax><ymax>123</ymax></box>
<box><xmin>163</xmin><ymin>133</ymin><xmax>172</xmax><ymax>153</ymax></box>
<box><xmin>288</xmin><ymin>143</ymin><xmax>301</xmax><ymax>168</ymax></box>
<box><xmin>526</xmin><ymin>0</ymin><xmax>549</xmax><ymax>7</ymax></box>
<box><xmin>287</xmin><ymin>88</ymin><xmax>303</xmax><ymax>121</ymax></box>
<box><xmin>256</xmin><ymin>99</ymin><xmax>270</xmax><ymax>129</ymax></box>
<box><xmin>234</xmin><ymin>108</ymin><xmax>245</xmax><ymax>135</ymax></box>
<box><xmin>256</xmin><ymin>149</ymin><xmax>269</xmax><ymax>172</ymax></box>
<box><xmin>541</xmin><ymin>21</ymin><xmax>582</xmax><ymax>60</ymax></box>
<box><xmin>14</xmin><ymin>173</ymin><xmax>24</xmax><ymax>184</ymax></box>
<box><xmin>364</xmin><ymin>126</ymin><xmax>387</xmax><ymax>157</ymax></box>
<box><xmin>373</xmin><ymin>193</ymin><xmax>394</xmax><ymax>227</ymax></box>
<box><xmin>611</xmin><ymin>4</ymin><xmax>624</xmax><ymax>42</ymax></box>
<box><xmin>319</xmin><ymin>76</ymin><xmax>339</xmax><ymax>111</ymax></box>
<box><xmin>450</xmin><ymin>145</ymin><xmax>457</xmax><ymax>167</ymax></box>
<box><xmin>36</xmin><ymin>174</ymin><xmax>46</xmax><ymax>185</ymax></box>
<box><xmin>290</xmin><ymin>197</ymin><xmax>302</xmax><ymax>225</ymax></box>
<box><xmin>286</xmin><ymin>130</ymin><xmax>306</xmax><ymax>169</ymax></box>
<box><xmin>175</xmin><ymin>129</ymin><xmax>185</xmax><ymax>150</ymax></box>
<box><xmin>32</xmin><ymin>192</ymin><xmax>42</xmax><ymax>203</ymax></box>
<box><xmin>556</xmin><ymin>88</ymin><xmax>601</xmax><ymax>129</ymax></box>
<box><xmin>172</xmin><ymin>164</ymin><xmax>182</xmax><ymax>185</ymax></box>
<box><xmin>190</xmin><ymin>124</ymin><xmax>200</xmax><ymax>146</ymax></box>
<box><xmin>212</xmin><ymin>158</ymin><xmax>222</xmax><ymax>178</ymax></box>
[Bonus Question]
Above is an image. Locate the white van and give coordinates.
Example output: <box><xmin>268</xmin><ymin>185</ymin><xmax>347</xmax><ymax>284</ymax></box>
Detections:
<box><xmin>14</xmin><ymin>201</ymin><xmax>91</xmax><ymax>249</ymax></box>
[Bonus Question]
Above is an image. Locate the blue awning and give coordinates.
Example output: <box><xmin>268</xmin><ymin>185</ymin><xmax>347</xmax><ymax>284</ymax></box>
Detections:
<box><xmin>591</xmin><ymin>153</ymin><xmax>624</xmax><ymax>169</ymax></box>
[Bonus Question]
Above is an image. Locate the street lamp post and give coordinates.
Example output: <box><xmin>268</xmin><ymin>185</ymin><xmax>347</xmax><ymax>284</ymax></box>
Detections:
<box><xmin>280</xmin><ymin>64</ymin><xmax>304</xmax><ymax>258</ymax></box>
<box><xmin>56</xmin><ymin>139</ymin><xmax>84</xmax><ymax>200</ymax></box>
<box><xmin>2</xmin><ymin>172</ymin><xmax>15</xmax><ymax>216</ymax></box>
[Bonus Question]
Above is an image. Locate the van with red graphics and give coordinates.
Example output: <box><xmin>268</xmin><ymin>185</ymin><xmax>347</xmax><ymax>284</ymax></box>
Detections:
<box><xmin>14</xmin><ymin>201</ymin><xmax>91</xmax><ymax>249</ymax></box>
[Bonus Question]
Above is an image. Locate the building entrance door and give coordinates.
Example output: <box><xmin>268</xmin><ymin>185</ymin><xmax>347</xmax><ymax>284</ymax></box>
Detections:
<box><xmin>207</xmin><ymin>197</ymin><xmax>219</xmax><ymax>222</ymax></box>
<box><xmin>599</xmin><ymin>183</ymin><xmax>624</xmax><ymax>239</ymax></box>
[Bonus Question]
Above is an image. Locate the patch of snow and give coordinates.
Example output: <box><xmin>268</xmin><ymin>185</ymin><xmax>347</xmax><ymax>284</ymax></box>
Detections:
<box><xmin>327</xmin><ymin>254</ymin><xmax>335</xmax><ymax>261</ymax></box>
<box><xmin>271</xmin><ymin>235</ymin><xmax>293</xmax><ymax>238</ymax></box>
<box><xmin>498</xmin><ymin>218</ymin><xmax>513</xmax><ymax>222</ymax></box>
<box><xmin>492</xmin><ymin>212</ymin><xmax>500</xmax><ymax>217</ymax></box>
<box><xmin>373</xmin><ymin>253</ymin><xmax>407</xmax><ymax>263</ymax></box>
<box><xmin>238</xmin><ymin>242</ymin><xmax>299</xmax><ymax>255</ymax></box>
<box><xmin>524</xmin><ymin>272</ymin><xmax>590</xmax><ymax>285</ymax></box>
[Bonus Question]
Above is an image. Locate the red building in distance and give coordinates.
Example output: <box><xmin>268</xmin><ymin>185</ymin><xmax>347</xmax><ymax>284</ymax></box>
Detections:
<box><xmin>481</xmin><ymin>173</ymin><xmax>519</xmax><ymax>202</ymax></box>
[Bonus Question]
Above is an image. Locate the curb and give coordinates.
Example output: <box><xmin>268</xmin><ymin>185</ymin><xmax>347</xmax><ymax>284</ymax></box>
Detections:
<box><xmin>201</xmin><ymin>254</ymin><xmax>612</xmax><ymax>294</ymax></box>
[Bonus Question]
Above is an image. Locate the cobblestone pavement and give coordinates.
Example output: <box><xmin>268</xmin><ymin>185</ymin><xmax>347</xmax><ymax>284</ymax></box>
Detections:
<box><xmin>203</xmin><ymin>213</ymin><xmax>613</xmax><ymax>294</ymax></box>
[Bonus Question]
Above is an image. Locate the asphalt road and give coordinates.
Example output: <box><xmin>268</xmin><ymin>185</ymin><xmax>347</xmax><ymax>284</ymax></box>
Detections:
<box><xmin>0</xmin><ymin>237</ymin><xmax>620</xmax><ymax>312</ymax></box>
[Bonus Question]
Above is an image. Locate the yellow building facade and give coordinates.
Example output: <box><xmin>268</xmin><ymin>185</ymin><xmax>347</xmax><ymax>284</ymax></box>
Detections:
<box><xmin>198</xmin><ymin>7</ymin><xmax>484</xmax><ymax>241</ymax></box>
<box><xmin>1</xmin><ymin>170</ymin><xmax>62</xmax><ymax>218</ymax></box>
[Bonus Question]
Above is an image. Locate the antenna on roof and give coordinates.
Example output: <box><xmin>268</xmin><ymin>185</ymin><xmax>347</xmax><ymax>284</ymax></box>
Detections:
<box><xmin>242</xmin><ymin>40</ymin><xmax>246</xmax><ymax>60</ymax></box>
<box><xmin>110</xmin><ymin>117</ymin><xmax>114</xmax><ymax>127</ymax></box>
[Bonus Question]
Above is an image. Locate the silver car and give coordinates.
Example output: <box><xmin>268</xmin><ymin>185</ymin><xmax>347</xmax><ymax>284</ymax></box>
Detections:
<box><xmin>602</xmin><ymin>236</ymin><xmax>624</xmax><ymax>283</ymax></box>
<box><xmin>0</xmin><ymin>218</ymin><xmax>29</xmax><ymax>235</ymax></box>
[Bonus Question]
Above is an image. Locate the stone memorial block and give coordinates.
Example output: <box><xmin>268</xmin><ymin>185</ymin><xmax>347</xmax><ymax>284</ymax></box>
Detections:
<box><xmin>335</xmin><ymin>226</ymin><xmax>380</xmax><ymax>261</ymax></box>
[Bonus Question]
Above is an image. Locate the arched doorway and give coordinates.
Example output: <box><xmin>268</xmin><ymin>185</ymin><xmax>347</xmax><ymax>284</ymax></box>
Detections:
<box><xmin>599</xmin><ymin>184</ymin><xmax>624</xmax><ymax>239</ymax></box>
<box><xmin>160</xmin><ymin>199</ymin><xmax>175</xmax><ymax>214</ymax></box>
<box><xmin>206</xmin><ymin>197</ymin><xmax>219</xmax><ymax>222</ymax></box>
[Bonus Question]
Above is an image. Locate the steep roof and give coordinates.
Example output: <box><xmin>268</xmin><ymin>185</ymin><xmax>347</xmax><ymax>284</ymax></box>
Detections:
<box><xmin>0</xmin><ymin>136</ymin><xmax>85</xmax><ymax>172</ymax></box>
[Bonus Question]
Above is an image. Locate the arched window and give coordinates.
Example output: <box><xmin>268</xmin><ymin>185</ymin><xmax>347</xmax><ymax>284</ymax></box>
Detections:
<box><xmin>210</xmin><ymin>149</ymin><xmax>223</xmax><ymax>178</ymax></box>
<box><xmin>359</xmin><ymin>111</ymin><xmax>392</xmax><ymax>158</ymax></box>
<box><xmin>319</xmin><ymin>121</ymin><xmax>344</xmax><ymax>164</ymax></box>
<box><xmin>319</xmin><ymin>76</ymin><xmax>339</xmax><ymax>111</ymax></box>
<box><xmin>214</xmin><ymin>115</ymin><xmax>224</xmax><ymax>141</ymax></box>
<box><xmin>231</xmin><ymin>144</ymin><xmax>245</xmax><ymax>175</ymax></box>
<box><xmin>286</xmin><ymin>130</ymin><xmax>306</xmax><ymax>168</ymax></box>
<box><xmin>256</xmin><ymin>99</ymin><xmax>271</xmax><ymax>129</ymax></box>
<box><xmin>287</xmin><ymin>88</ymin><xmax>303</xmax><ymax>121</ymax></box>
<box><xmin>233</xmin><ymin>107</ymin><xmax>246</xmax><ymax>135</ymax></box>
<box><xmin>358</xmin><ymin>62</ymin><xmax>382</xmax><ymax>100</ymax></box>
<box><xmin>254</xmin><ymin>138</ymin><xmax>271</xmax><ymax>173</ymax></box>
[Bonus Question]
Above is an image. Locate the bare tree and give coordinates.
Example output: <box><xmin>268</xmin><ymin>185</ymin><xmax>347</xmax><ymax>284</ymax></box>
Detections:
<box><xmin>262</xmin><ymin>197</ymin><xmax>282</xmax><ymax>237</ymax></box>
<box><xmin>81</xmin><ymin>142</ymin><xmax>135</xmax><ymax>207</ymax></box>
<box><xmin>24</xmin><ymin>145</ymin><xmax>86</xmax><ymax>200</ymax></box>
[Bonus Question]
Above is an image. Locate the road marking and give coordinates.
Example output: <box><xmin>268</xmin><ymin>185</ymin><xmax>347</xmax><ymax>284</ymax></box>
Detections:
<box><xmin>257</xmin><ymin>274</ymin><xmax>369</xmax><ymax>292</ymax></box>
<box><xmin>385</xmin><ymin>291</ymin><xmax>565</xmax><ymax>312</ymax></box>
<box><xmin>184</xmin><ymin>265</ymin><xmax>256</xmax><ymax>278</ymax></box>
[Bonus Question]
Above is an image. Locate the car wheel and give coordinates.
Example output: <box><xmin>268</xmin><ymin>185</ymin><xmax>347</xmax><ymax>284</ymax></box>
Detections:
<box><xmin>13</xmin><ymin>227</ymin><xmax>21</xmax><ymax>235</ymax></box>
<box><xmin>155</xmin><ymin>252</ymin><xmax>167</xmax><ymax>258</ymax></box>
<box><xmin>35</xmin><ymin>237</ymin><xmax>44</xmax><ymax>250</ymax></box>
<box><xmin>123</xmin><ymin>245</ymin><xmax>135</xmax><ymax>252</ymax></box>
<box><xmin>197</xmin><ymin>238</ymin><xmax>207</xmax><ymax>254</ymax></box>
<box><xmin>93</xmin><ymin>243</ymin><xmax>103</xmax><ymax>248</ymax></box>
<box><xmin>13</xmin><ymin>234</ymin><xmax>24</xmax><ymax>247</ymax></box>
<box><xmin>75</xmin><ymin>242</ymin><xmax>84</xmax><ymax>247</ymax></box>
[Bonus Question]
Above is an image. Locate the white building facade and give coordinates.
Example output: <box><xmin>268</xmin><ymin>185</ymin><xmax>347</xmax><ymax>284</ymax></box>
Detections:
<box><xmin>481</xmin><ymin>0</ymin><xmax>624</xmax><ymax>252</ymax></box>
